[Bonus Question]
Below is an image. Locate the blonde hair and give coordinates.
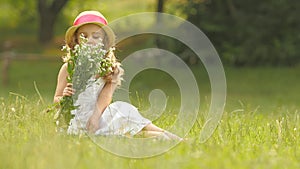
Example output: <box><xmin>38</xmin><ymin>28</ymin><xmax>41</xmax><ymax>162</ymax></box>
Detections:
<box><xmin>102</xmin><ymin>50</ymin><xmax>123</xmax><ymax>85</ymax></box>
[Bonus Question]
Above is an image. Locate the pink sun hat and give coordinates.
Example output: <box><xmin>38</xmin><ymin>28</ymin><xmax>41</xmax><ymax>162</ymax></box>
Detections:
<box><xmin>65</xmin><ymin>11</ymin><xmax>115</xmax><ymax>48</ymax></box>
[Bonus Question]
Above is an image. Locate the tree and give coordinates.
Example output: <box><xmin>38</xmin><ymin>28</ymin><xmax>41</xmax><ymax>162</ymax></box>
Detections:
<box><xmin>170</xmin><ymin>0</ymin><xmax>300</xmax><ymax>66</ymax></box>
<box><xmin>157</xmin><ymin>0</ymin><xmax>164</xmax><ymax>13</ymax></box>
<box><xmin>155</xmin><ymin>0</ymin><xmax>165</xmax><ymax>48</ymax></box>
<box><xmin>37</xmin><ymin>0</ymin><xmax>69</xmax><ymax>44</ymax></box>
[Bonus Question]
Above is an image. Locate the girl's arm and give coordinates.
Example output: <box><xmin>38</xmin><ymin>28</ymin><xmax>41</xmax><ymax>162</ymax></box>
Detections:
<box><xmin>86</xmin><ymin>82</ymin><xmax>118</xmax><ymax>133</ymax></box>
<box><xmin>86</xmin><ymin>66</ymin><xmax>123</xmax><ymax>133</ymax></box>
<box><xmin>53</xmin><ymin>63</ymin><xmax>74</xmax><ymax>103</ymax></box>
<box><xmin>95</xmin><ymin>82</ymin><xmax>118</xmax><ymax>116</ymax></box>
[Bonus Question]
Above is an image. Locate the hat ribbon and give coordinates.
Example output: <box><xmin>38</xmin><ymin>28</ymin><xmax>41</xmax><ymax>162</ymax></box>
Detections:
<box><xmin>73</xmin><ymin>14</ymin><xmax>107</xmax><ymax>26</ymax></box>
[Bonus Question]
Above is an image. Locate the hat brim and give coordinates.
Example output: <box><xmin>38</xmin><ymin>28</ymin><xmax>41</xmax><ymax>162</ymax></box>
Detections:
<box><xmin>65</xmin><ymin>22</ymin><xmax>115</xmax><ymax>48</ymax></box>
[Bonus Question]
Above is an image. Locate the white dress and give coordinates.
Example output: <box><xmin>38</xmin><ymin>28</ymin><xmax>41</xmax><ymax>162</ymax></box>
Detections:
<box><xmin>67</xmin><ymin>78</ymin><xmax>151</xmax><ymax>136</ymax></box>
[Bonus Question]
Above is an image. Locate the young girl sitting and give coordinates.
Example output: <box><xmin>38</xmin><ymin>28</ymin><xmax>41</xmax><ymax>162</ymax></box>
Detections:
<box><xmin>53</xmin><ymin>10</ymin><xmax>181</xmax><ymax>140</ymax></box>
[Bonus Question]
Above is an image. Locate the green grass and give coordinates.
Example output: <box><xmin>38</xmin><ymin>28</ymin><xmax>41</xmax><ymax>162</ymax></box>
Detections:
<box><xmin>1</xmin><ymin>0</ymin><xmax>299</xmax><ymax>167</ymax></box>
<box><xmin>0</xmin><ymin>92</ymin><xmax>299</xmax><ymax>169</ymax></box>
<box><xmin>0</xmin><ymin>59</ymin><xmax>61</xmax><ymax>102</ymax></box>
<box><xmin>225</xmin><ymin>66</ymin><xmax>300</xmax><ymax>112</ymax></box>
<box><xmin>0</xmin><ymin>58</ymin><xmax>299</xmax><ymax>168</ymax></box>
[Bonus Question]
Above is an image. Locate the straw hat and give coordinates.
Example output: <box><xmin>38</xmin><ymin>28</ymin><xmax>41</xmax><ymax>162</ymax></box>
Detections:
<box><xmin>65</xmin><ymin>11</ymin><xmax>115</xmax><ymax>48</ymax></box>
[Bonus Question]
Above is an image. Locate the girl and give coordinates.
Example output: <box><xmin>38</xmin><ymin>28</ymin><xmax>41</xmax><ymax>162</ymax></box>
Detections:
<box><xmin>54</xmin><ymin>11</ymin><xmax>181</xmax><ymax>140</ymax></box>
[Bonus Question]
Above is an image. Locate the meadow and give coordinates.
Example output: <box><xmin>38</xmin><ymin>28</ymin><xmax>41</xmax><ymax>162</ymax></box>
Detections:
<box><xmin>0</xmin><ymin>57</ymin><xmax>299</xmax><ymax>169</ymax></box>
<box><xmin>1</xmin><ymin>0</ymin><xmax>299</xmax><ymax>168</ymax></box>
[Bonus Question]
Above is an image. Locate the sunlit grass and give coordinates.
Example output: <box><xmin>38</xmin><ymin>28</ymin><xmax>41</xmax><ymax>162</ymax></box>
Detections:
<box><xmin>1</xmin><ymin>59</ymin><xmax>300</xmax><ymax>168</ymax></box>
<box><xmin>0</xmin><ymin>92</ymin><xmax>299</xmax><ymax>169</ymax></box>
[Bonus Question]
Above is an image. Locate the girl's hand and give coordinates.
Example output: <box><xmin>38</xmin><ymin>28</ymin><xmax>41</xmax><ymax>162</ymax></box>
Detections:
<box><xmin>62</xmin><ymin>83</ymin><xmax>75</xmax><ymax>96</ymax></box>
<box><xmin>86</xmin><ymin>114</ymin><xmax>100</xmax><ymax>134</ymax></box>
<box><xmin>104</xmin><ymin>64</ymin><xmax>124</xmax><ymax>85</ymax></box>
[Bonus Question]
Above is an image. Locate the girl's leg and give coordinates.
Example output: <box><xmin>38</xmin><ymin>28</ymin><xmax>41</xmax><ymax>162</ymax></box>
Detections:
<box><xmin>143</xmin><ymin>123</ymin><xmax>164</xmax><ymax>132</ymax></box>
<box><xmin>141</xmin><ymin>123</ymin><xmax>183</xmax><ymax>140</ymax></box>
<box><xmin>136</xmin><ymin>130</ymin><xmax>169</xmax><ymax>139</ymax></box>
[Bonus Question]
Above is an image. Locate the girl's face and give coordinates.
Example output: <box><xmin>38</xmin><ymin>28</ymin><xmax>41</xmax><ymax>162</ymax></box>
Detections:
<box><xmin>76</xmin><ymin>23</ymin><xmax>106</xmax><ymax>45</ymax></box>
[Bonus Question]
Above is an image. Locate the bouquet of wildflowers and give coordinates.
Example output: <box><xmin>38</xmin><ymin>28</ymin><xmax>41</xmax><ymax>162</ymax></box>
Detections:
<box><xmin>54</xmin><ymin>35</ymin><xmax>117</xmax><ymax>130</ymax></box>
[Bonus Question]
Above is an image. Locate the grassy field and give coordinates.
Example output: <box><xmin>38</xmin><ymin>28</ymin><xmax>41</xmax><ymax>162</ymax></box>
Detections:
<box><xmin>0</xmin><ymin>58</ymin><xmax>299</xmax><ymax>169</ymax></box>
<box><xmin>1</xmin><ymin>0</ymin><xmax>299</xmax><ymax>168</ymax></box>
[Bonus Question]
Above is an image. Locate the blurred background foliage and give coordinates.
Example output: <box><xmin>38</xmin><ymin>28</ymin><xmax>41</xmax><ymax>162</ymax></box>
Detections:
<box><xmin>166</xmin><ymin>0</ymin><xmax>300</xmax><ymax>66</ymax></box>
<box><xmin>0</xmin><ymin>0</ymin><xmax>299</xmax><ymax>66</ymax></box>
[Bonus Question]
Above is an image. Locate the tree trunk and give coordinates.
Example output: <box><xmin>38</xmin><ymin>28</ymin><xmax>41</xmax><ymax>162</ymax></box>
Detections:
<box><xmin>37</xmin><ymin>0</ymin><xmax>69</xmax><ymax>44</ymax></box>
<box><xmin>38</xmin><ymin>11</ymin><xmax>56</xmax><ymax>43</ymax></box>
<box><xmin>155</xmin><ymin>0</ymin><xmax>165</xmax><ymax>48</ymax></box>
<box><xmin>157</xmin><ymin>0</ymin><xmax>164</xmax><ymax>13</ymax></box>
<box><xmin>226</xmin><ymin>0</ymin><xmax>238</xmax><ymax>19</ymax></box>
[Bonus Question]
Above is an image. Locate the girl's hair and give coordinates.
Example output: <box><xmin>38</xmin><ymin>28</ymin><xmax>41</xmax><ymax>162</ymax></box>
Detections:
<box><xmin>102</xmin><ymin>50</ymin><xmax>123</xmax><ymax>84</ymax></box>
